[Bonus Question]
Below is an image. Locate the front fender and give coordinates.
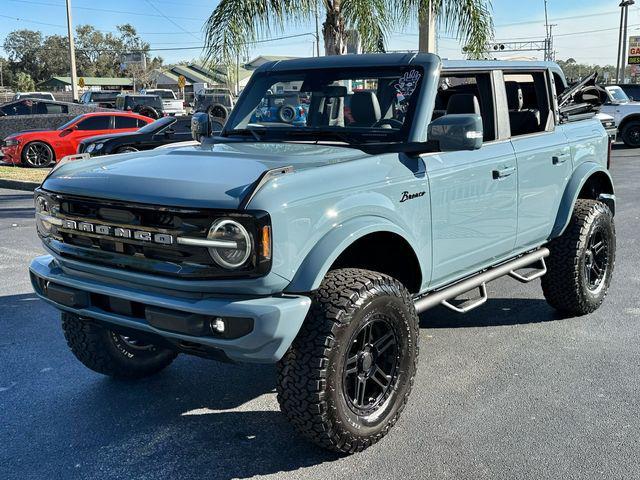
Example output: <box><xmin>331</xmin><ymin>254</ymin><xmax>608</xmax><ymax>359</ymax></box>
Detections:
<box><xmin>550</xmin><ymin>162</ymin><xmax>614</xmax><ymax>238</ymax></box>
<box><xmin>285</xmin><ymin>216</ymin><xmax>425</xmax><ymax>293</ymax></box>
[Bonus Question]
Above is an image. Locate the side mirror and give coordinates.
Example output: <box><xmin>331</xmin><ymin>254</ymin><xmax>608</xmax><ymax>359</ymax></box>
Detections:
<box><xmin>427</xmin><ymin>114</ymin><xmax>483</xmax><ymax>151</ymax></box>
<box><xmin>191</xmin><ymin>112</ymin><xmax>212</xmax><ymax>141</ymax></box>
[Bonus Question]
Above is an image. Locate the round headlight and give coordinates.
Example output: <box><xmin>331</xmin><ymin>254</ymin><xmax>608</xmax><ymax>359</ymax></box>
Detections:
<box><xmin>95</xmin><ymin>143</ymin><xmax>104</xmax><ymax>150</ymax></box>
<box><xmin>207</xmin><ymin>219</ymin><xmax>252</xmax><ymax>269</ymax></box>
<box><xmin>86</xmin><ymin>144</ymin><xmax>95</xmax><ymax>153</ymax></box>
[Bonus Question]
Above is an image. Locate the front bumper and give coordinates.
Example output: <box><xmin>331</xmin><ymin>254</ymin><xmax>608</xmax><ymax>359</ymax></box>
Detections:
<box><xmin>1</xmin><ymin>145</ymin><xmax>20</xmax><ymax>164</ymax></box>
<box><xmin>30</xmin><ymin>255</ymin><xmax>311</xmax><ymax>363</ymax></box>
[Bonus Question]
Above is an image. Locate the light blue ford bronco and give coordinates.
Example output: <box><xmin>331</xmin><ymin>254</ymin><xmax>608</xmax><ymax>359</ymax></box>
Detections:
<box><xmin>30</xmin><ymin>54</ymin><xmax>616</xmax><ymax>453</ymax></box>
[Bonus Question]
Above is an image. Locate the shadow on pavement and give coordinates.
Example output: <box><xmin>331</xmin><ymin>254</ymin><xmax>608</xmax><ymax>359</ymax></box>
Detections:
<box><xmin>421</xmin><ymin>297</ymin><xmax>563</xmax><ymax>328</ymax></box>
<box><xmin>0</xmin><ymin>207</ymin><xmax>35</xmax><ymax>220</ymax></box>
<box><xmin>1</xmin><ymin>293</ymin><xmax>340</xmax><ymax>479</ymax></box>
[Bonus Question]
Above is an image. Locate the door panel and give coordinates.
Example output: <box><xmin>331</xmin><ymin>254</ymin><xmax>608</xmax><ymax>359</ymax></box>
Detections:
<box><xmin>510</xmin><ymin>130</ymin><xmax>572</xmax><ymax>248</ymax></box>
<box><xmin>424</xmin><ymin>141</ymin><xmax>518</xmax><ymax>286</ymax></box>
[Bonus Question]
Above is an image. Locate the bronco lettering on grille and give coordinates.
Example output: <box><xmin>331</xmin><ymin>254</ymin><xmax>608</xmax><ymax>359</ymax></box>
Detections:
<box><xmin>61</xmin><ymin>219</ymin><xmax>173</xmax><ymax>244</ymax></box>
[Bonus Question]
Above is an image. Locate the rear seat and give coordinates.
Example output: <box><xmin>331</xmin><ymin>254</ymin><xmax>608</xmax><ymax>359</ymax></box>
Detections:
<box><xmin>505</xmin><ymin>81</ymin><xmax>541</xmax><ymax>136</ymax></box>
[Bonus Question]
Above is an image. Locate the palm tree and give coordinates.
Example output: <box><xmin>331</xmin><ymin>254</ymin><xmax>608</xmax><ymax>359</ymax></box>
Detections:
<box><xmin>203</xmin><ymin>0</ymin><xmax>493</xmax><ymax>65</ymax></box>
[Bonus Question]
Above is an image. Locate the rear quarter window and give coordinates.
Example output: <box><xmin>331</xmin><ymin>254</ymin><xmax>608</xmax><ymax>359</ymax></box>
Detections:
<box><xmin>115</xmin><ymin>116</ymin><xmax>140</xmax><ymax>129</ymax></box>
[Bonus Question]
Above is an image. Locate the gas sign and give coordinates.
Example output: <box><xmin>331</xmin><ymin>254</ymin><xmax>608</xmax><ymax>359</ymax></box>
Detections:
<box><xmin>628</xmin><ymin>36</ymin><xmax>640</xmax><ymax>64</ymax></box>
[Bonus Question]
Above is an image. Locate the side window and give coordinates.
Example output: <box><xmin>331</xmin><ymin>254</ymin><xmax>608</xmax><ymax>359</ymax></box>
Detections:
<box><xmin>137</xmin><ymin>118</ymin><xmax>148</xmax><ymax>127</ymax></box>
<box><xmin>114</xmin><ymin>116</ymin><xmax>139</xmax><ymax>129</ymax></box>
<box><xmin>44</xmin><ymin>103</ymin><xmax>67</xmax><ymax>114</ymax></box>
<box><xmin>77</xmin><ymin>115</ymin><xmax>111</xmax><ymax>130</ymax></box>
<box><xmin>503</xmin><ymin>72</ymin><xmax>552</xmax><ymax>137</ymax></box>
<box><xmin>174</xmin><ymin>118</ymin><xmax>192</xmax><ymax>133</ymax></box>
<box><xmin>432</xmin><ymin>73</ymin><xmax>496</xmax><ymax>141</ymax></box>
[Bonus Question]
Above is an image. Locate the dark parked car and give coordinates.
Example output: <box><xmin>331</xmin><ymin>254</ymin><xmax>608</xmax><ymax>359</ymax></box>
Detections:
<box><xmin>79</xmin><ymin>90</ymin><xmax>120</xmax><ymax>109</ymax></box>
<box><xmin>115</xmin><ymin>94</ymin><xmax>164</xmax><ymax>119</ymax></box>
<box><xmin>0</xmin><ymin>98</ymin><xmax>69</xmax><ymax>116</ymax></box>
<box><xmin>78</xmin><ymin>115</ymin><xmax>194</xmax><ymax>156</ymax></box>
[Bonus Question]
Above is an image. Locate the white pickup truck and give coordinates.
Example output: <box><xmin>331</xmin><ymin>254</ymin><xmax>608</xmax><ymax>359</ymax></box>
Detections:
<box><xmin>141</xmin><ymin>89</ymin><xmax>186</xmax><ymax>116</ymax></box>
<box><xmin>600</xmin><ymin>85</ymin><xmax>640</xmax><ymax>147</ymax></box>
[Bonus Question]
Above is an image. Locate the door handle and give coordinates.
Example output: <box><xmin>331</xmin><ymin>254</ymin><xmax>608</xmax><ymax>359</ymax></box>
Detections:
<box><xmin>552</xmin><ymin>153</ymin><xmax>570</xmax><ymax>165</ymax></box>
<box><xmin>492</xmin><ymin>166</ymin><xmax>516</xmax><ymax>179</ymax></box>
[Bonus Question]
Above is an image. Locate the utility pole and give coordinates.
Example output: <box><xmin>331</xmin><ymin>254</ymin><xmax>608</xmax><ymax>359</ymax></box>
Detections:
<box><xmin>235</xmin><ymin>51</ymin><xmax>240</xmax><ymax>95</ymax></box>
<box><xmin>314</xmin><ymin>2</ymin><xmax>321</xmax><ymax>57</ymax></box>
<box><xmin>418</xmin><ymin>1</ymin><xmax>436</xmax><ymax>53</ymax></box>
<box><xmin>617</xmin><ymin>0</ymin><xmax>635</xmax><ymax>84</ymax></box>
<box><xmin>65</xmin><ymin>0</ymin><xmax>79</xmax><ymax>101</ymax></box>
<box><xmin>543</xmin><ymin>0</ymin><xmax>550</xmax><ymax>60</ymax></box>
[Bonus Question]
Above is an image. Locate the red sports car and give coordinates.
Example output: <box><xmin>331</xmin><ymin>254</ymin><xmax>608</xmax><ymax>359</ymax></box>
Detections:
<box><xmin>1</xmin><ymin>112</ymin><xmax>152</xmax><ymax>167</ymax></box>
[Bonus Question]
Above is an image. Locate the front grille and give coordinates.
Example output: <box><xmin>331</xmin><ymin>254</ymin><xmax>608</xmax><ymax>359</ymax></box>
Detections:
<box><xmin>38</xmin><ymin>191</ymin><xmax>270</xmax><ymax>279</ymax></box>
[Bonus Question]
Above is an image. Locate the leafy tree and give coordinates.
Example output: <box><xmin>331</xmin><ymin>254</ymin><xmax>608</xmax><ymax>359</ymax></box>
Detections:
<box><xmin>42</xmin><ymin>35</ymin><xmax>70</xmax><ymax>79</ymax></box>
<box><xmin>3</xmin><ymin>30</ymin><xmax>44</xmax><ymax>80</ymax></box>
<box><xmin>14</xmin><ymin>71</ymin><xmax>35</xmax><ymax>91</ymax></box>
<box><xmin>203</xmin><ymin>0</ymin><xmax>493</xmax><ymax>63</ymax></box>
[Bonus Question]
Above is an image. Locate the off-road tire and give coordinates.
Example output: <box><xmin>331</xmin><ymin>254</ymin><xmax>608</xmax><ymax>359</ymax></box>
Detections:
<box><xmin>207</xmin><ymin>104</ymin><xmax>228</xmax><ymax>121</ymax></box>
<box><xmin>620</xmin><ymin>120</ymin><xmax>640</xmax><ymax>148</ymax></box>
<box><xmin>61</xmin><ymin>313</ymin><xmax>177</xmax><ymax>379</ymax></box>
<box><xmin>135</xmin><ymin>105</ymin><xmax>160</xmax><ymax>119</ymax></box>
<box><xmin>277</xmin><ymin>105</ymin><xmax>296</xmax><ymax>123</ymax></box>
<box><xmin>277</xmin><ymin>268</ymin><xmax>419</xmax><ymax>453</ymax></box>
<box><xmin>542</xmin><ymin>199</ymin><xmax>615</xmax><ymax>315</ymax></box>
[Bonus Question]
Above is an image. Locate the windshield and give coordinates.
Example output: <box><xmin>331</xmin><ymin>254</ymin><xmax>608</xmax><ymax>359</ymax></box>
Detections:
<box><xmin>137</xmin><ymin>116</ymin><xmax>174</xmax><ymax>134</ymax></box>
<box><xmin>128</xmin><ymin>96</ymin><xmax>163</xmax><ymax>109</ymax></box>
<box><xmin>607</xmin><ymin>86</ymin><xmax>630</xmax><ymax>103</ymax></box>
<box><xmin>148</xmin><ymin>90</ymin><xmax>175</xmax><ymax>99</ymax></box>
<box><xmin>91</xmin><ymin>92</ymin><xmax>118</xmax><ymax>100</ymax></box>
<box><xmin>226</xmin><ymin>66</ymin><xmax>424</xmax><ymax>144</ymax></box>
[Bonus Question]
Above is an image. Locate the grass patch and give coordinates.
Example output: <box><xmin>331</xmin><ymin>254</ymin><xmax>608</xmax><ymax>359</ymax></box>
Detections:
<box><xmin>0</xmin><ymin>164</ymin><xmax>50</xmax><ymax>183</ymax></box>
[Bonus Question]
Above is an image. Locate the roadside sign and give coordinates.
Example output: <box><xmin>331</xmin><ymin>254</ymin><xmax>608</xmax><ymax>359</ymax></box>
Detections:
<box><xmin>177</xmin><ymin>75</ymin><xmax>186</xmax><ymax>89</ymax></box>
<box><xmin>628</xmin><ymin>36</ymin><xmax>640</xmax><ymax>64</ymax></box>
<box><xmin>78</xmin><ymin>77</ymin><xmax>85</xmax><ymax>88</ymax></box>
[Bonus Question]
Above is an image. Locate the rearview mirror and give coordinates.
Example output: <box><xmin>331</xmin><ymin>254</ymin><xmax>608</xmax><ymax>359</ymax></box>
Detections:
<box><xmin>428</xmin><ymin>114</ymin><xmax>483</xmax><ymax>152</ymax></box>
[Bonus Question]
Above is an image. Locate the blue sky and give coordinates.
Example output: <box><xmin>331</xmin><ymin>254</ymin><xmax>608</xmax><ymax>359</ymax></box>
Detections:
<box><xmin>0</xmin><ymin>0</ymin><xmax>638</xmax><ymax>66</ymax></box>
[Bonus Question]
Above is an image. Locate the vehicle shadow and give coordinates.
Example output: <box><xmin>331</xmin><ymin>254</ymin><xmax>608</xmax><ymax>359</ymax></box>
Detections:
<box><xmin>0</xmin><ymin>207</ymin><xmax>35</xmax><ymax>220</ymax></box>
<box><xmin>420</xmin><ymin>297</ymin><xmax>564</xmax><ymax>329</ymax></box>
<box><xmin>2</xmin><ymin>292</ymin><xmax>340</xmax><ymax>479</ymax></box>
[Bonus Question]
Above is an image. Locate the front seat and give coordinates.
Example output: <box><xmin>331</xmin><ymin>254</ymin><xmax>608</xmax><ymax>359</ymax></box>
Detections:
<box><xmin>350</xmin><ymin>91</ymin><xmax>381</xmax><ymax>127</ymax></box>
<box><xmin>446</xmin><ymin>93</ymin><xmax>481</xmax><ymax>115</ymax></box>
<box><xmin>505</xmin><ymin>81</ymin><xmax>540</xmax><ymax>136</ymax></box>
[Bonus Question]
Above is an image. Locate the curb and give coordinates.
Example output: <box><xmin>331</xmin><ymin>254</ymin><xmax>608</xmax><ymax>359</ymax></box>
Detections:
<box><xmin>0</xmin><ymin>178</ymin><xmax>40</xmax><ymax>192</ymax></box>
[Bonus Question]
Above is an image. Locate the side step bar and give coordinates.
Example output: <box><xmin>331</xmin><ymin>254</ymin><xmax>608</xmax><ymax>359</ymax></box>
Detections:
<box><xmin>414</xmin><ymin>248</ymin><xmax>550</xmax><ymax>314</ymax></box>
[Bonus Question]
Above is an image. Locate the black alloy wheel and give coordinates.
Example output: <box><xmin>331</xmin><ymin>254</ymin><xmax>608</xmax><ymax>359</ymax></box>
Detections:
<box><xmin>22</xmin><ymin>141</ymin><xmax>54</xmax><ymax>167</ymax></box>
<box><xmin>342</xmin><ymin>318</ymin><xmax>399</xmax><ymax>415</ymax></box>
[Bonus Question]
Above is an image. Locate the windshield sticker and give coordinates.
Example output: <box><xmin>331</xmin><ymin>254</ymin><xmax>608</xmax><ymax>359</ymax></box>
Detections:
<box><xmin>394</xmin><ymin>70</ymin><xmax>422</xmax><ymax>98</ymax></box>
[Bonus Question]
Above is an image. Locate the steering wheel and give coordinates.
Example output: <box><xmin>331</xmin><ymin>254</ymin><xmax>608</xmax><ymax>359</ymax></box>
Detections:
<box><xmin>373</xmin><ymin>118</ymin><xmax>403</xmax><ymax>129</ymax></box>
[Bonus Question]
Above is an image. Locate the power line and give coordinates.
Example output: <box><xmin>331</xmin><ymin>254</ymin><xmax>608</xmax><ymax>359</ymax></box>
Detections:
<box><xmin>6</xmin><ymin>0</ymin><xmax>205</xmax><ymax>22</ymax></box>
<box><xmin>143</xmin><ymin>0</ymin><xmax>202</xmax><ymax>41</ymax></box>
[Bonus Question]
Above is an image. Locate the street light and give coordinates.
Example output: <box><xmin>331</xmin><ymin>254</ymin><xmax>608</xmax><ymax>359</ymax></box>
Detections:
<box><xmin>616</xmin><ymin>0</ymin><xmax>635</xmax><ymax>84</ymax></box>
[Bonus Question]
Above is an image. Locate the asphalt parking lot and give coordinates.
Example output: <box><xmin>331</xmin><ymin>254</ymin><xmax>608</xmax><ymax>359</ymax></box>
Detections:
<box><xmin>1</xmin><ymin>148</ymin><xmax>639</xmax><ymax>480</ymax></box>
